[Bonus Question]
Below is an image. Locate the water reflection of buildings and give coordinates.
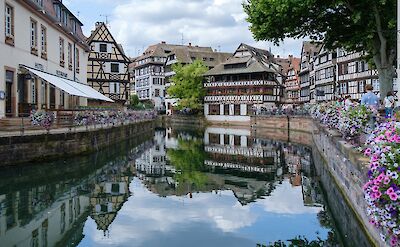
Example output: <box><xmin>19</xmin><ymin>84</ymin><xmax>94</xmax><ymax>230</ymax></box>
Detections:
<box><xmin>134</xmin><ymin>127</ymin><xmax>323</xmax><ymax>207</ymax></box>
<box><xmin>0</xmin><ymin>140</ymin><xmax>151</xmax><ymax>247</ymax></box>
<box><xmin>90</xmin><ymin>160</ymin><xmax>135</xmax><ymax>236</ymax></box>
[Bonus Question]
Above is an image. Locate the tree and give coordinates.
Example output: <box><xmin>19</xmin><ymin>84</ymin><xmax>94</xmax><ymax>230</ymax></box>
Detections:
<box><xmin>129</xmin><ymin>94</ymin><xmax>139</xmax><ymax>108</ymax></box>
<box><xmin>167</xmin><ymin>60</ymin><xmax>208</xmax><ymax>111</ymax></box>
<box><xmin>244</xmin><ymin>0</ymin><xmax>396</xmax><ymax>99</ymax></box>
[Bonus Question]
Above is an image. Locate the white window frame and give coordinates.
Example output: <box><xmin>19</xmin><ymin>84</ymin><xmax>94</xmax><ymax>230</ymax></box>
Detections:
<box><xmin>30</xmin><ymin>19</ymin><xmax>38</xmax><ymax>49</ymax></box>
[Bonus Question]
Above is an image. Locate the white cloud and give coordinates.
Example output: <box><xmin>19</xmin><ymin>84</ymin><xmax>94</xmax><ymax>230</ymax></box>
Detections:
<box><xmin>95</xmin><ymin>0</ymin><xmax>303</xmax><ymax>57</ymax></box>
<box><xmin>257</xmin><ymin>180</ymin><xmax>323</xmax><ymax>215</ymax></box>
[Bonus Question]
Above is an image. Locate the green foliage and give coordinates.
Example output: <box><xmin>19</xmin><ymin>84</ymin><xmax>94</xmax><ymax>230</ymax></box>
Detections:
<box><xmin>130</xmin><ymin>94</ymin><xmax>140</xmax><ymax>108</ymax></box>
<box><xmin>167</xmin><ymin>60</ymin><xmax>208</xmax><ymax>111</ymax></box>
<box><xmin>166</xmin><ymin>138</ymin><xmax>209</xmax><ymax>192</ymax></box>
<box><xmin>244</xmin><ymin>0</ymin><xmax>396</xmax><ymax>96</ymax></box>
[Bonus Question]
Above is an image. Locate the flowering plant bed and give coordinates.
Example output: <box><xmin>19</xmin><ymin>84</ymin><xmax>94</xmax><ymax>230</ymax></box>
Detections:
<box><xmin>30</xmin><ymin>110</ymin><xmax>55</xmax><ymax>130</ymax></box>
<box><xmin>309</xmin><ymin>102</ymin><xmax>374</xmax><ymax>140</ymax></box>
<box><xmin>73</xmin><ymin>110</ymin><xmax>157</xmax><ymax>126</ymax></box>
<box><xmin>363</xmin><ymin>120</ymin><xmax>400</xmax><ymax>246</ymax></box>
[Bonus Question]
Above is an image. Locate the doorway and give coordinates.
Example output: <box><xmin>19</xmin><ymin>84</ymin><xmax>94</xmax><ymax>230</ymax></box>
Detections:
<box><xmin>5</xmin><ymin>70</ymin><xmax>14</xmax><ymax>117</ymax></box>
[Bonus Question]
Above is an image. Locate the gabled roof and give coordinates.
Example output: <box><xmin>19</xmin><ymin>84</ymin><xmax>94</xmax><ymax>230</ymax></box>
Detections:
<box><xmin>87</xmin><ymin>22</ymin><xmax>130</xmax><ymax>62</ymax></box>
<box><xmin>204</xmin><ymin>43</ymin><xmax>279</xmax><ymax>76</ymax></box>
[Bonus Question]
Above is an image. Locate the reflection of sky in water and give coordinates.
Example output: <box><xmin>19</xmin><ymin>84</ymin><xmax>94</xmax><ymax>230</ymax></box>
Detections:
<box><xmin>79</xmin><ymin>178</ymin><xmax>327</xmax><ymax>247</ymax></box>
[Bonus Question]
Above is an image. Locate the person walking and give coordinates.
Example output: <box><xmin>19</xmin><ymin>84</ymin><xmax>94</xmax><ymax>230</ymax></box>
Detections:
<box><xmin>361</xmin><ymin>84</ymin><xmax>380</xmax><ymax>130</ymax></box>
<box><xmin>344</xmin><ymin>95</ymin><xmax>353</xmax><ymax>110</ymax></box>
<box><xmin>361</xmin><ymin>84</ymin><xmax>380</xmax><ymax>109</ymax></box>
<box><xmin>384</xmin><ymin>91</ymin><xmax>395</xmax><ymax>118</ymax></box>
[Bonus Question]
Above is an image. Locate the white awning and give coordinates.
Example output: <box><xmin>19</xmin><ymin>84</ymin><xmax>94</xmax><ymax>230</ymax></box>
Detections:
<box><xmin>22</xmin><ymin>66</ymin><xmax>114</xmax><ymax>102</ymax></box>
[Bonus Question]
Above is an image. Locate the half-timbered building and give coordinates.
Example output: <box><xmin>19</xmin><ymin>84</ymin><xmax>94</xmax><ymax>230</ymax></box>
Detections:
<box><xmin>336</xmin><ymin>49</ymin><xmax>382</xmax><ymax>100</ymax></box>
<box><xmin>299</xmin><ymin>41</ymin><xmax>322</xmax><ymax>103</ymax></box>
<box><xmin>87</xmin><ymin>22</ymin><xmax>131</xmax><ymax>106</ymax></box>
<box><xmin>284</xmin><ymin>59</ymin><xmax>301</xmax><ymax>105</ymax></box>
<box><xmin>314</xmin><ymin>46</ymin><xmax>337</xmax><ymax>102</ymax></box>
<box><xmin>203</xmin><ymin>43</ymin><xmax>284</xmax><ymax>123</ymax></box>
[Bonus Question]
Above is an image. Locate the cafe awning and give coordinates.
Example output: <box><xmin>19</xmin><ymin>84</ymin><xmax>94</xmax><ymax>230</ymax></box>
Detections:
<box><xmin>21</xmin><ymin>65</ymin><xmax>114</xmax><ymax>102</ymax></box>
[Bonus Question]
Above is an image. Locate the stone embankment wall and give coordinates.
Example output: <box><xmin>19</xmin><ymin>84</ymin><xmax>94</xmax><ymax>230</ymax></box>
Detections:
<box><xmin>311</xmin><ymin>121</ymin><xmax>382</xmax><ymax>246</ymax></box>
<box><xmin>160</xmin><ymin>115</ymin><xmax>207</xmax><ymax>127</ymax></box>
<box><xmin>0</xmin><ymin>120</ymin><xmax>155</xmax><ymax>166</ymax></box>
<box><xmin>250</xmin><ymin>115</ymin><xmax>313</xmax><ymax>132</ymax></box>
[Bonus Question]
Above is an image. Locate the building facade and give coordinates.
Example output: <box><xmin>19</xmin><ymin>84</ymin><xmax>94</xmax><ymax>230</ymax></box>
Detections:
<box><xmin>203</xmin><ymin>43</ymin><xmax>285</xmax><ymax>122</ymax></box>
<box><xmin>132</xmin><ymin>42</ymin><xmax>174</xmax><ymax>111</ymax></box>
<box><xmin>336</xmin><ymin>50</ymin><xmax>381</xmax><ymax>100</ymax></box>
<box><xmin>0</xmin><ymin>0</ymin><xmax>90</xmax><ymax>118</ymax></box>
<box><xmin>314</xmin><ymin>47</ymin><xmax>337</xmax><ymax>102</ymax></box>
<box><xmin>299</xmin><ymin>41</ymin><xmax>322</xmax><ymax>103</ymax></box>
<box><xmin>87</xmin><ymin>22</ymin><xmax>131</xmax><ymax>106</ymax></box>
<box><xmin>281</xmin><ymin>57</ymin><xmax>301</xmax><ymax>105</ymax></box>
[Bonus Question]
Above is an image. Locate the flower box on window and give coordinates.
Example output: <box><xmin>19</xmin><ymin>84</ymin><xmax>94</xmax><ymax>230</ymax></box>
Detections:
<box><xmin>60</xmin><ymin>60</ymin><xmax>65</xmax><ymax>67</ymax></box>
<box><xmin>5</xmin><ymin>35</ymin><xmax>14</xmax><ymax>46</ymax></box>
<box><xmin>41</xmin><ymin>51</ymin><xmax>47</xmax><ymax>60</ymax></box>
<box><xmin>76</xmin><ymin>68</ymin><xmax>80</xmax><ymax>74</ymax></box>
<box><xmin>68</xmin><ymin>64</ymin><xmax>73</xmax><ymax>70</ymax></box>
<box><xmin>31</xmin><ymin>47</ymin><xmax>38</xmax><ymax>56</ymax></box>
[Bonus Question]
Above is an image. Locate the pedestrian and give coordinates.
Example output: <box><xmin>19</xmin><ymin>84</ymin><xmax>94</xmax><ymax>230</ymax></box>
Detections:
<box><xmin>344</xmin><ymin>95</ymin><xmax>353</xmax><ymax>110</ymax></box>
<box><xmin>384</xmin><ymin>91</ymin><xmax>395</xmax><ymax>118</ymax></box>
<box><xmin>361</xmin><ymin>84</ymin><xmax>380</xmax><ymax>130</ymax></box>
<box><xmin>361</xmin><ymin>84</ymin><xmax>380</xmax><ymax>109</ymax></box>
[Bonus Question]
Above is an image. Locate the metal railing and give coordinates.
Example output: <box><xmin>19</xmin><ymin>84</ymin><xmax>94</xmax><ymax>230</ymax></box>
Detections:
<box><xmin>1</xmin><ymin>109</ymin><xmax>158</xmax><ymax>137</ymax></box>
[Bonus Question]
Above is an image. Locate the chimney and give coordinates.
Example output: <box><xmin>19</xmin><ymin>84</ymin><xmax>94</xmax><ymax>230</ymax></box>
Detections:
<box><xmin>161</xmin><ymin>41</ymin><xmax>166</xmax><ymax>44</ymax></box>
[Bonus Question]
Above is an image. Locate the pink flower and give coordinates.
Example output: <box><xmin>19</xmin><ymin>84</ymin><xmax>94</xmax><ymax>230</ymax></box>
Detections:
<box><xmin>375</xmin><ymin>191</ymin><xmax>382</xmax><ymax>199</ymax></box>
<box><xmin>372</xmin><ymin>186</ymin><xmax>379</xmax><ymax>192</ymax></box>
<box><xmin>386</xmin><ymin>187</ymin><xmax>395</xmax><ymax>195</ymax></box>
<box><xmin>364</xmin><ymin>148</ymin><xmax>372</xmax><ymax>156</ymax></box>
<box><xmin>384</xmin><ymin>177</ymin><xmax>391</xmax><ymax>185</ymax></box>
<box><xmin>389</xmin><ymin>193</ymin><xmax>398</xmax><ymax>201</ymax></box>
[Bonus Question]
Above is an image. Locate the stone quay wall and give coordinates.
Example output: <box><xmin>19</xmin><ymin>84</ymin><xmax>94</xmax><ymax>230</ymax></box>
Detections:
<box><xmin>311</xmin><ymin>121</ymin><xmax>382</xmax><ymax>246</ymax></box>
<box><xmin>0</xmin><ymin>120</ymin><xmax>155</xmax><ymax>166</ymax></box>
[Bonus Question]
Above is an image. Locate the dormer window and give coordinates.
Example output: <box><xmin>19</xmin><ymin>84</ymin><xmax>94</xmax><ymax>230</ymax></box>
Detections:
<box><xmin>99</xmin><ymin>44</ymin><xmax>107</xmax><ymax>53</ymax></box>
<box><xmin>33</xmin><ymin>0</ymin><xmax>43</xmax><ymax>7</ymax></box>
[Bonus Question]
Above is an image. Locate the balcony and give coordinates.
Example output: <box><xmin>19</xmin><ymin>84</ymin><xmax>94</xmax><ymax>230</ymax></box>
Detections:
<box><xmin>338</xmin><ymin>70</ymin><xmax>378</xmax><ymax>81</ymax></box>
<box><xmin>204</xmin><ymin>80</ymin><xmax>276</xmax><ymax>88</ymax></box>
<box><xmin>336</xmin><ymin>52</ymin><xmax>363</xmax><ymax>63</ymax></box>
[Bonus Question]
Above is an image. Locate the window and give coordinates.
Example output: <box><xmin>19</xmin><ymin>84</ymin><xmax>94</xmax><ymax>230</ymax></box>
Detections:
<box><xmin>155</xmin><ymin>89</ymin><xmax>160</xmax><ymax>97</ymax></box>
<box><xmin>234</xmin><ymin>104</ymin><xmax>241</xmax><ymax>115</ymax></box>
<box><xmin>31</xmin><ymin>79</ymin><xmax>36</xmax><ymax>104</ymax></box>
<box><xmin>34</xmin><ymin>0</ymin><xmax>43</xmax><ymax>7</ymax></box>
<box><xmin>30</xmin><ymin>19</ymin><xmax>38</xmax><ymax>51</ymax></box>
<box><xmin>99</xmin><ymin>44</ymin><xmax>107</xmax><ymax>53</ymax></box>
<box><xmin>41</xmin><ymin>81</ymin><xmax>46</xmax><ymax>105</ymax></box>
<box><xmin>109</xmin><ymin>82</ymin><xmax>120</xmax><ymax>94</ymax></box>
<box><xmin>209</xmin><ymin>104</ymin><xmax>220</xmax><ymax>115</ymax></box>
<box><xmin>40</xmin><ymin>25</ymin><xmax>47</xmax><ymax>55</ymax></box>
<box><xmin>75</xmin><ymin>48</ymin><xmax>80</xmax><ymax>73</ymax></box>
<box><xmin>59</xmin><ymin>38</ymin><xmax>65</xmax><ymax>66</ymax></box>
<box><xmin>60</xmin><ymin>91</ymin><xmax>64</xmax><ymax>106</ymax></box>
<box><xmin>5</xmin><ymin>4</ymin><xmax>14</xmax><ymax>42</ymax></box>
<box><xmin>67</xmin><ymin>43</ymin><xmax>72</xmax><ymax>69</ymax></box>
<box><xmin>111</xmin><ymin>63</ymin><xmax>119</xmax><ymax>73</ymax></box>
<box><xmin>224</xmin><ymin>104</ymin><xmax>229</xmax><ymax>115</ymax></box>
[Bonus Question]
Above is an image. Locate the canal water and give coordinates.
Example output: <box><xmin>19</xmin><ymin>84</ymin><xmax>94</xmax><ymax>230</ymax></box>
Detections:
<box><xmin>0</xmin><ymin>125</ymin><xmax>369</xmax><ymax>247</ymax></box>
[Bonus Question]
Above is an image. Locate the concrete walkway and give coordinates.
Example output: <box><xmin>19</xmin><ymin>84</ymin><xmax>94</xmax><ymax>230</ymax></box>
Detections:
<box><xmin>0</xmin><ymin>119</ymin><xmax>154</xmax><ymax>138</ymax></box>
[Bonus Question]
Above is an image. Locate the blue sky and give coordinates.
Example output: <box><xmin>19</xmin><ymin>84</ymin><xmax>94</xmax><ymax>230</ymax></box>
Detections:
<box><xmin>63</xmin><ymin>0</ymin><xmax>302</xmax><ymax>58</ymax></box>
